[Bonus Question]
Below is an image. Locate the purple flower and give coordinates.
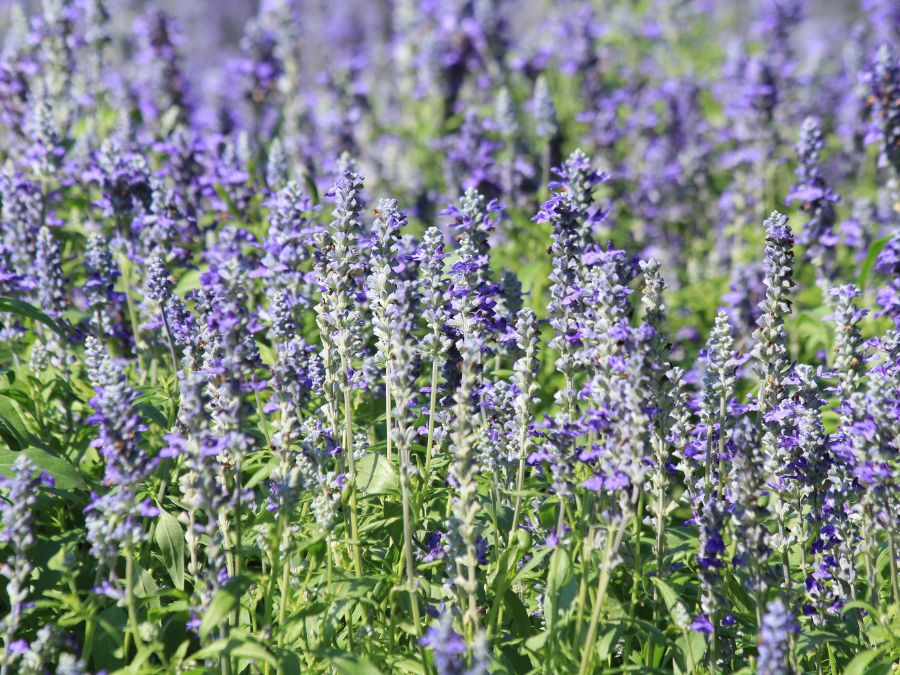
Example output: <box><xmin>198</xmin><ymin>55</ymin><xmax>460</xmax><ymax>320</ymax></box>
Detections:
<box><xmin>757</xmin><ymin>599</ymin><xmax>797</xmax><ymax>675</ymax></box>
<box><xmin>420</xmin><ymin>612</ymin><xmax>473</xmax><ymax>675</ymax></box>
<box><xmin>690</xmin><ymin>613</ymin><xmax>714</xmax><ymax>635</ymax></box>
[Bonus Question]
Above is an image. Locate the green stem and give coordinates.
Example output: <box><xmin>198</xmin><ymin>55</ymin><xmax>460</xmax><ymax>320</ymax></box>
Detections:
<box><xmin>234</xmin><ymin>461</ymin><xmax>243</xmax><ymax>579</ymax></box>
<box><xmin>277</xmin><ymin>535</ymin><xmax>292</xmax><ymax>646</ymax></box>
<box><xmin>125</xmin><ymin>546</ymin><xmax>144</xmax><ymax>658</ymax></box>
<box><xmin>342</xmin><ymin>381</ymin><xmax>363</xmax><ymax>578</ymax></box>
<box><xmin>82</xmin><ymin>608</ymin><xmax>96</xmax><ymax>668</ymax></box>
<box><xmin>826</xmin><ymin>642</ymin><xmax>837</xmax><ymax>675</ymax></box>
<box><xmin>510</xmin><ymin>417</ymin><xmax>530</xmax><ymax>538</ymax></box>
<box><xmin>574</xmin><ymin>524</ymin><xmax>595</xmax><ymax>643</ymax></box>
<box><xmin>424</xmin><ymin>356</ymin><xmax>440</xmax><ymax>483</ymax></box>
<box><xmin>157</xmin><ymin>301</ymin><xmax>181</xmax><ymax>378</ymax></box>
<box><xmin>626</xmin><ymin>491</ymin><xmax>646</xmax><ymax>666</ymax></box>
<box><xmin>578</xmin><ymin>519</ymin><xmax>625</xmax><ymax>675</ymax></box>
<box><xmin>386</xmin><ymin>363</ymin><xmax>393</xmax><ymax>463</ymax></box>
<box><xmin>265</xmin><ymin>511</ymin><xmax>285</xmax><ymax>633</ymax></box>
<box><xmin>888</xmin><ymin>535</ymin><xmax>899</xmax><ymax>609</ymax></box>
<box><xmin>716</xmin><ymin>397</ymin><xmax>726</xmax><ymax>501</ymax></box>
<box><xmin>255</xmin><ymin>389</ymin><xmax>272</xmax><ymax>450</ymax></box>
<box><xmin>400</xmin><ymin>470</ymin><xmax>421</xmax><ymax>636</ymax></box>
<box><xmin>703</xmin><ymin>427</ymin><xmax>714</xmax><ymax>505</ymax></box>
<box><xmin>490</xmin><ymin>478</ymin><xmax>501</xmax><ymax>559</ymax></box>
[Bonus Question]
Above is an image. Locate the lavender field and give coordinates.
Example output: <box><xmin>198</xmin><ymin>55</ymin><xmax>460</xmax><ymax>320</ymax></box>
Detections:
<box><xmin>0</xmin><ymin>0</ymin><xmax>898</xmax><ymax>673</ymax></box>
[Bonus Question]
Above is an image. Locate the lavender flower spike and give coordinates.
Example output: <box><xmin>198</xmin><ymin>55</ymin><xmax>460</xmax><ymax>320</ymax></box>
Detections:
<box><xmin>757</xmin><ymin>599</ymin><xmax>797</xmax><ymax>675</ymax></box>
<box><xmin>752</xmin><ymin>211</ymin><xmax>795</xmax><ymax>418</ymax></box>
<box><xmin>0</xmin><ymin>456</ymin><xmax>50</xmax><ymax>675</ymax></box>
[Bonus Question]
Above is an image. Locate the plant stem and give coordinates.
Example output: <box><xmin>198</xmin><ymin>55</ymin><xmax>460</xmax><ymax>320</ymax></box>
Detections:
<box><xmin>716</xmin><ymin>397</ymin><xmax>726</xmax><ymax>501</ymax></box>
<box><xmin>424</xmin><ymin>357</ymin><xmax>440</xmax><ymax>483</ymax></box>
<box><xmin>277</xmin><ymin>533</ymin><xmax>292</xmax><ymax>645</ymax></box>
<box><xmin>510</xmin><ymin>417</ymin><xmax>530</xmax><ymax>538</ymax></box>
<box><xmin>342</xmin><ymin>380</ymin><xmax>363</xmax><ymax>578</ymax></box>
<box><xmin>158</xmin><ymin>301</ymin><xmax>180</xmax><ymax>378</ymax></box>
<box><xmin>265</xmin><ymin>511</ymin><xmax>285</xmax><ymax>633</ymax></box>
<box><xmin>889</xmin><ymin>535</ymin><xmax>899</xmax><ymax>609</ymax></box>
<box><xmin>81</xmin><ymin>610</ymin><xmax>96</xmax><ymax>668</ymax></box>
<box><xmin>625</xmin><ymin>491</ymin><xmax>646</xmax><ymax>666</ymax></box>
<box><xmin>125</xmin><ymin>546</ymin><xmax>144</xmax><ymax>658</ymax></box>
<box><xmin>703</xmin><ymin>428</ymin><xmax>714</xmax><ymax>505</ymax></box>
<box><xmin>385</xmin><ymin>362</ymin><xmax>393</xmax><ymax>463</ymax></box>
<box><xmin>578</xmin><ymin>519</ymin><xmax>625</xmax><ymax>675</ymax></box>
<box><xmin>490</xmin><ymin>478</ymin><xmax>501</xmax><ymax>559</ymax></box>
<box><xmin>574</xmin><ymin>527</ymin><xmax>593</xmax><ymax>642</ymax></box>
<box><xmin>234</xmin><ymin>461</ymin><xmax>243</xmax><ymax>579</ymax></box>
<box><xmin>400</xmin><ymin>468</ymin><xmax>421</xmax><ymax>636</ymax></box>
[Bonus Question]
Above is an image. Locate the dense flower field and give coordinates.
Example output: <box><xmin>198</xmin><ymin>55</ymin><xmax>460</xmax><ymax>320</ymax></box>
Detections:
<box><xmin>0</xmin><ymin>0</ymin><xmax>898</xmax><ymax>673</ymax></box>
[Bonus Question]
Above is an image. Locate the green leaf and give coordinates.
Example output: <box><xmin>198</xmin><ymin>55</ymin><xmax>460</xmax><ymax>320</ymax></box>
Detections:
<box><xmin>524</xmin><ymin>631</ymin><xmax>548</xmax><ymax>651</ymax></box>
<box><xmin>650</xmin><ymin>577</ymin><xmax>683</xmax><ymax>614</ymax></box>
<box><xmin>843</xmin><ymin>649</ymin><xmax>881</xmax><ymax>675</ymax></box>
<box><xmin>282</xmin><ymin>602</ymin><xmax>329</xmax><ymax>628</ymax></box>
<box><xmin>324</xmin><ymin>651</ymin><xmax>384</xmax><ymax>675</ymax></box>
<box><xmin>503</xmin><ymin>589</ymin><xmax>531</xmax><ymax>636</ymax></box>
<box><xmin>273</xmin><ymin>647</ymin><xmax>303</xmax><ymax>675</ymax></box>
<box><xmin>857</xmin><ymin>236</ymin><xmax>891</xmax><ymax>292</ymax></box>
<box><xmin>512</xmin><ymin>546</ymin><xmax>551</xmax><ymax>584</ymax></box>
<box><xmin>133</xmin><ymin>564</ymin><xmax>161</xmax><ymax>604</ymax></box>
<box><xmin>355</xmin><ymin>452</ymin><xmax>399</xmax><ymax>495</ymax></box>
<box><xmin>199</xmin><ymin>576</ymin><xmax>253</xmax><ymax>637</ymax></box>
<box><xmin>213</xmin><ymin>184</ymin><xmax>245</xmax><ymax>223</ymax></box>
<box><xmin>136</xmin><ymin>402</ymin><xmax>169</xmax><ymax>430</ymax></box>
<box><xmin>0</xmin><ymin>447</ymin><xmax>87</xmax><ymax>491</ymax></box>
<box><xmin>155</xmin><ymin>510</ymin><xmax>185</xmax><ymax>590</ymax></box>
<box><xmin>173</xmin><ymin>269</ymin><xmax>202</xmax><ymax>296</ymax></box>
<box><xmin>598</xmin><ymin>624</ymin><xmax>624</xmax><ymax>662</ymax></box>
<box><xmin>842</xmin><ymin>600</ymin><xmax>881</xmax><ymax>618</ymax></box>
<box><xmin>0</xmin><ymin>296</ymin><xmax>68</xmax><ymax>338</ymax></box>
<box><xmin>546</xmin><ymin>547</ymin><xmax>572</xmax><ymax>596</ymax></box>
<box><xmin>0</xmin><ymin>398</ymin><xmax>28</xmax><ymax>451</ymax></box>
<box><xmin>544</xmin><ymin>547</ymin><xmax>572</xmax><ymax>631</ymax></box>
<box><xmin>676</xmin><ymin>631</ymin><xmax>707</xmax><ymax>674</ymax></box>
<box><xmin>93</xmin><ymin>606</ymin><xmax>127</xmax><ymax>672</ymax></box>
<box><xmin>795</xmin><ymin>312</ymin><xmax>831</xmax><ymax>354</ymax></box>
<box><xmin>192</xmin><ymin>635</ymin><xmax>278</xmax><ymax>667</ymax></box>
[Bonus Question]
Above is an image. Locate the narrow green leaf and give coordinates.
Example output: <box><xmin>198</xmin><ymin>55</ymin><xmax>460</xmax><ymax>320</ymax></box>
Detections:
<box><xmin>155</xmin><ymin>511</ymin><xmax>185</xmax><ymax>590</ymax></box>
<box><xmin>650</xmin><ymin>577</ymin><xmax>682</xmax><ymax>614</ymax></box>
<box><xmin>199</xmin><ymin>576</ymin><xmax>253</xmax><ymax>637</ymax></box>
<box><xmin>325</xmin><ymin>651</ymin><xmax>384</xmax><ymax>675</ymax></box>
<box><xmin>544</xmin><ymin>547</ymin><xmax>571</xmax><ymax>631</ymax></box>
<box><xmin>858</xmin><ymin>236</ymin><xmax>891</xmax><ymax>292</ymax></box>
<box><xmin>192</xmin><ymin>636</ymin><xmax>278</xmax><ymax>667</ymax></box>
<box><xmin>546</xmin><ymin>547</ymin><xmax>572</xmax><ymax>596</ymax></box>
<box><xmin>0</xmin><ymin>398</ymin><xmax>27</xmax><ymax>451</ymax></box>
<box><xmin>133</xmin><ymin>565</ymin><xmax>160</xmax><ymax>601</ymax></box>
<box><xmin>274</xmin><ymin>647</ymin><xmax>303</xmax><ymax>675</ymax></box>
<box><xmin>0</xmin><ymin>447</ymin><xmax>87</xmax><ymax>491</ymax></box>
<box><xmin>524</xmin><ymin>631</ymin><xmax>548</xmax><ymax>651</ymax></box>
<box><xmin>173</xmin><ymin>269</ymin><xmax>202</xmax><ymax>296</ymax></box>
<box><xmin>136</xmin><ymin>402</ymin><xmax>169</xmax><ymax>430</ymax></box>
<box><xmin>842</xmin><ymin>600</ymin><xmax>881</xmax><ymax>617</ymax></box>
<box><xmin>0</xmin><ymin>296</ymin><xmax>68</xmax><ymax>338</ymax></box>
<box><xmin>598</xmin><ymin>624</ymin><xmax>623</xmax><ymax>662</ymax></box>
<box><xmin>512</xmin><ymin>546</ymin><xmax>552</xmax><ymax>584</ymax></box>
<box><xmin>843</xmin><ymin>649</ymin><xmax>881</xmax><ymax>675</ymax></box>
<box><xmin>213</xmin><ymin>183</ymin><xmax>245</xmax><ymax>223</ymax></box>
<box><xmin>503</xmin><ymin>589</ymin><xmax>531</xmax><ymax>636</ymax></box>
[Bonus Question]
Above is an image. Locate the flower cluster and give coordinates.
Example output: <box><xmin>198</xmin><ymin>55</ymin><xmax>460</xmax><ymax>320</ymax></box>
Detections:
<box><xmin>0</xmin><ymin>3</ymin><xmax>897</xmax><ymax>675</ymax></box>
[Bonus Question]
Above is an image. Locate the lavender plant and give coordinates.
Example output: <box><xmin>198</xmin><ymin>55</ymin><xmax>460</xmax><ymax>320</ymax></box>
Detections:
<box><xmin>0</xmin><ymin>2</ymin><xmax>897</xmax><ymax>674</ymax></box>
